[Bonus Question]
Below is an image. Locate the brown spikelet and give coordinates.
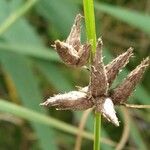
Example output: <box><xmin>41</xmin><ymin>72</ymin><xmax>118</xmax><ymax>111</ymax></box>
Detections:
<box><xmin>40</xmin><ymin>91</ymin><xmax>94</xmax><ymax>110</ymax></box>
<box><xmin>88</xmin><ymin>38</ymin><xmax>108</xmax><ymax>97</ymax></box>
<box><xmin>66</xmin><ymin>14</ymin><xmax>82</xmax><ymax>50</ymax></box>
<box><xmin>55</xmin><ymin>40</ymin><xmax>79</xmax><ymax>65</ymax></box>
<box><xmin>105</xmin><ymin>47</ymin><xmax>133</xmax><ymax>86</ymax></box>
<box><xmin>95</xmin><ymin>97</ymin><xmax>119</xmax><ymax>126</ymax></box>
<box><xmin>54</xmin><ymin>14</ymin><xmax>90</xmax><ymax>67</ymax></box>
<box><xmin>111</xmin><ymin>57</ymin><xmax>149</xmax><ymax>104</ymax></box>
<box><xmin>76</xmin><ymin>43</ymin><xmax>91</xmax><ymax>66</ymax></box>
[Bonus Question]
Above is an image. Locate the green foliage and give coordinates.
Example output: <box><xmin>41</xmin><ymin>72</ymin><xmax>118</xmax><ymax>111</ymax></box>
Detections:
<box><xmin>0</xmin><ymin>0</ymin><xmax>149</xmax><ymax>149</ymax></box>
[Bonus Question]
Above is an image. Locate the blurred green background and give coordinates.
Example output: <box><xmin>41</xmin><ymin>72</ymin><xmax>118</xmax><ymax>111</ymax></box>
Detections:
<box><xmin>0</xmin><ymin>0</ymin><xmax>150</xmax><ymax>150</ymax></box>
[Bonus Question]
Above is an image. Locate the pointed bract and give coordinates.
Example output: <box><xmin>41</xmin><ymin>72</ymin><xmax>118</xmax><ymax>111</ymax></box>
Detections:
<box><xmin>88</xmin><ymin>38</ymin><xmax>108</xmax><ymax>97</ymax></box>
<box><xmin>106</xmin><ymin>47</ymin><xmax>133</xmax><ymax>86</ymax></box>
<box><xmin>40</xmin><ymin>91</ymin><xmax>94</xmax><ymax>110</ymax></box>
<box><xmin>55</xmin><ymin>40</ymin><xmax>79</xmax><ymax>65</ymax></box>
<box><xmin>76</xmin><ymin>43</ymin><xmax>91</xmax><ymax>66</ymax></box>
<box><xmin>111</xmin><ymin>57</ymin><xmax>149</xmax><ymax>104</ymax></box>
<box><xmin>66</xmin><ymin>14</ymin><xmax>82</xmax><ymax>50</ymax></box>
<box><xmin>95</xmin><ymin>97</ymin><xmax>119</xmax><ymax>126</ymax></box>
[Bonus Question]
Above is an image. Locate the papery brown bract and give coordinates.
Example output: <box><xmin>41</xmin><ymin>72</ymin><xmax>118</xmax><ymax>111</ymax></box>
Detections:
<box><xmin>66</xmin><ymin>14</ymin><xmax>82</xmax><ymax>50</ymax></box>
<box><xmin>88</xmin><ymin>38</ymin><xmax>108</xmax><ymax>97</ymax></box>
<box><xmin>40</xmin><ymin>91</ymin><xmax>94</xmax><ymax>110</ymax></box>
<box><xmin>106</xmin><ymin>47</ymin><xmax>133</xmax><ymax>86</ymax></box>
<box><xmin>55</xmin><ymin>40</ymin><xmax>79</xmax><ymax>65</ymax></box>
<box><xmin>76</xmin><ymin>43</ymin><xmax>91</xmax><ymax>66</ymax></box>
<box><xmin>95</xmin><ymin>97</ymin><xmax>119</xmax><ymax>126</ymax></box>
<box><xmin>111</xmin><ymin>57</ymin><xmax>149</xmax><ymax>104</ymax></box>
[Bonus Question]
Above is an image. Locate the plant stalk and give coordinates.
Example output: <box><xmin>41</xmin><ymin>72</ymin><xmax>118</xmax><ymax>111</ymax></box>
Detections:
<box><xmin>83</xmin><ymin>0</ymin><xmax>101</xmax><ymax>150</ymax></box>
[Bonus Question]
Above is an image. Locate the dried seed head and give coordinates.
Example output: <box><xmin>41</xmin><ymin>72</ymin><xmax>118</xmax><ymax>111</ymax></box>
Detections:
<box><xmin>95</xmin><ymin>97</ymin><xmax>119</xmax><ymax>126</ymax></box>
<box><xmin>105</xmin><ymin>47</ymin><xmax>133</xmax><ymax>86</ymax></box>
<box><xmin>55</xmin><ymin>40</ymin><xmax>79</xmax><ymax>65</ymax></box>
<box><xmin>54</xmin><ymin>14</ymin><xmax>90</xmax><ymax>67</ymax></box>
<box><xmin>111</xmin><ymin>57</ymin><xmax>149</xmax><ymax>104</ymax></box>
<box><xmin>66</xmin><ymin>14</ymin><xmax>82</xmax><ymax>50</ymax></box>
<box><xmin>88</xmin><ymin>38</ymin><xmax>108</xmax><ymax>97</ymax></box>
<box><xmin>42</xmin><ymin>16</ymin><xmax>149</xmax><ymax>127</ymax></box>
<box><xmin>76</xmin><ymin>43</ymin><xmax>91</xmax><ymax>66</ymax></box>
<box><xmin>40</xmin><ymin>91</ymin><xmax>94</xmax><ymax>110</ymax></box>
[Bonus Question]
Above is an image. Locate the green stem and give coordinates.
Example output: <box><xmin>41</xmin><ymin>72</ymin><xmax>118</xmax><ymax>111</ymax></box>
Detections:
<box><xmin>0</xmin><ymin>0</ymin><xmax>38</xmax><ymax>36</ymax></box>
<box><xmin>94</xmin><ymin>112</ymin><xmax>101</xmax><ymax>150</ymax></box>
<box><xmin>83</xmin><ymin>0</ymin><xmax>97</xmax><ymax>52</ymax></box>
<box><xmin>83</xmin><ymin>0</ymin><xmax>101</xmax><ymax>150</ymax></box>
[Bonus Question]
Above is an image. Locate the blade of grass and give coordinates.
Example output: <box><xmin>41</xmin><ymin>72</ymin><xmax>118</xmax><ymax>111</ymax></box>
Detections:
<box><xmin>36</xmin><ymin>60</ymin><xmax>73</xmax><ymax>92</ymax></box>
<box><xmin>36</xmin><ymin>0</ymin><xmax>79</xmax><ymax>37</ymax></box>
<box><xmin>0</xmin><ymin>99</ymin><xmax>116</xmax><ymax>147</ymax></box>
<box><xmin>0</xmin><ymin>1</ymin><xmax>59</xmax><ymax>148</ymax></box>
<box><xmin>94</xmin><ymin>2</ymin><xmax>150</xmax><ymax>36</ymax></box>
<box><xmin>0</xmin><ymin>0</ymin><xmax>37</xmax><ymax>36</ymax></box>
<box><xmin>73</xmin><ymin>0</ymin><xmax>150</xmax><ymax>36</ymax></box>
<box><xmin>0</xmin><ymin>0</ymin><xmax>79</xmax><ymax>38</ymax></box>
<box><xmin>0</xmin><ymin>52</ymin><xmax>57</xmax><ymax>150</ymax></box>
<box><xmin>0</xmin><ymin>42</ymin><xmax>59</xmax><ymax>62</ymax></box>
<box><xmin>0</xmin><ymin>98</ymin><xmax>91</xmax><ymax>139</ymax></box>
